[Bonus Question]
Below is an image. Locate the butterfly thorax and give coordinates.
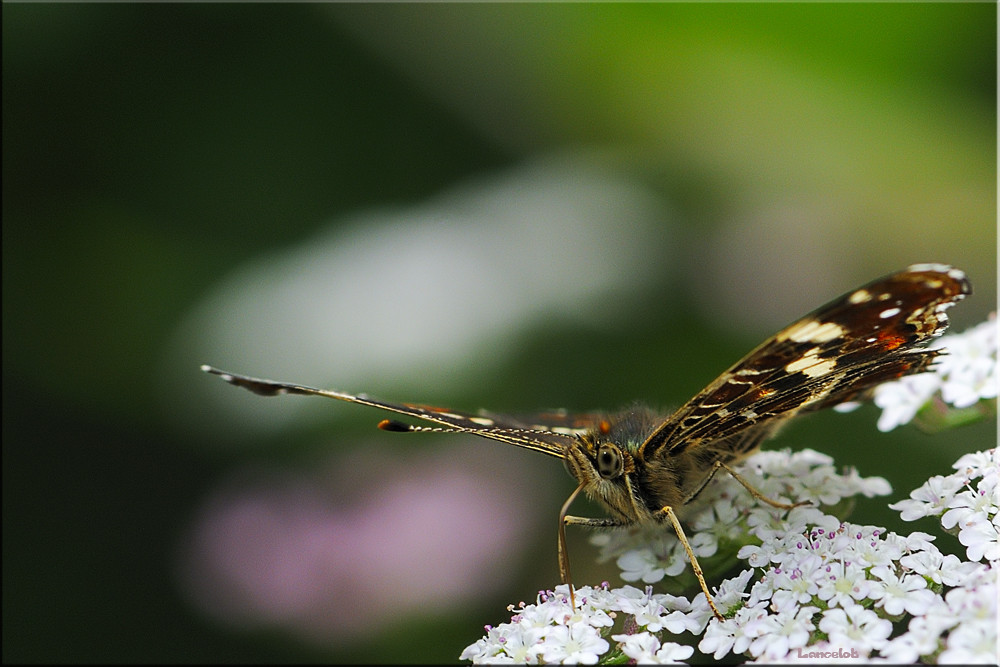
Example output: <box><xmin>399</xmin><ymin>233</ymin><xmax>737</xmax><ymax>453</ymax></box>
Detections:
<box><xmin>561</xmin><ymin>405</ymin><xmax>688</xmax><ymax>524</ymax></box>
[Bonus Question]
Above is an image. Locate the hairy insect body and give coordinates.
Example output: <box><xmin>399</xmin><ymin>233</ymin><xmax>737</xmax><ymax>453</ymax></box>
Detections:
<box><xmin>568</xmin><ymin>404</ymin><xmax>765</xmax><ymax>528</ymax></box>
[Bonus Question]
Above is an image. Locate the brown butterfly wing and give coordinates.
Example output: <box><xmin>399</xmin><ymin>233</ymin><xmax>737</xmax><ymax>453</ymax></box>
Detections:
<box><xmin>639</xmin><ymin>264</ymin><xmax>970</xmax><ymax>460</ymax></box>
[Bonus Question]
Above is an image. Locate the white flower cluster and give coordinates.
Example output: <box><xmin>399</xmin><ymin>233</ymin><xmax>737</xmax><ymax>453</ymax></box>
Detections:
<box><xmin>707</xmin><ymin>508</ymin><xmax>997</xmax><ymax>663</ymax></box>
<box><xmin>459</xmin><ymin>584</ymin><xmax>698</xmax><ymax>664</ymax></box>
<box><xmin>870</xmin><ymin>316</ymin><xmax>997</xmax><ymax>432</ymax></box>
<box><xmin>462</xmin><ymin>448</ymin><xmax>998</xmax><ymax>664</ymax></box>
<box><xmin>891</xmin><ymin>448</ymin><xmax>999</xmax><ymax>565</ymax></box>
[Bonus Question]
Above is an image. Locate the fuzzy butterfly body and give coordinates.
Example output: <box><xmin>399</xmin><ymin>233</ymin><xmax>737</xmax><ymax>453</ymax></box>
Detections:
<box><xmin>203</xmin><ymin>263</ymin><xmax>970</xmax><ymax>619</ymax></box>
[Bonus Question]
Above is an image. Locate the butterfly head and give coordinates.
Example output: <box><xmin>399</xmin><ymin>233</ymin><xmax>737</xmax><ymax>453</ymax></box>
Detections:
<box><xmin>560</xmin><ymin>408</ymin><xmax>667</xmax><ymax>523</ymax></box>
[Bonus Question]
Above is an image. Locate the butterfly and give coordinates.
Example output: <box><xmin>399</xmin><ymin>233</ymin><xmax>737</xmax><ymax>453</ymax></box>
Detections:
<box><xmin>202</xmin><ymin>262</ymin><xmax>970</xmax><ymax>620</ymax></box>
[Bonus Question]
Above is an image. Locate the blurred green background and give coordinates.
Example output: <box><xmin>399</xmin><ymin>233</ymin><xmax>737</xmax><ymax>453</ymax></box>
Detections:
<box><xmin>3</xmin><ymin>4</ymin><xmax>995</xmax><ymax>663</ymax></box>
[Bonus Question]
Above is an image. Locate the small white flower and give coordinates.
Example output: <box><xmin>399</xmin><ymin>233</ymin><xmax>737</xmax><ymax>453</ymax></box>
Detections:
<box><xmin>867</xmin><ymin>564</ymin><xmax>937</xmax><ymax>616</ymax></box>
<box><xmin>493</xmin><ymin>626</ymin><xmax>545</xmax><ymax>664</ymax></box>
<box><xmin>879</xmin><ymin>628</ymin><xmax>937</xmax><ymax>664</ymax></box>
<box><xmin>697</xmin><ymin>602</ymin><xmax>769</xmax><ymax>660</ymax></box>
<box><xmin>900</xmin><ymin>548</ymin><xmax>983</xmax><ymax>587</ymax></box>
<box><xmin>689</xmin><ymin>500</ymin><xmax>742</xmax><ymax>555</ymax></box>
<box><xmin>613</xmin><ymin>586</ymin><xmax>674</xmax><ymax>632</ymax></box>
<box><xmin>818</xmin><ymin>604</ymin><xmax>892</xmax><ymax>651</ymax></box>
<box><xmin>515</xmin><ymin>598</ymin><xmax>568</xmax><ymax>631</ymax></box>
<box><xmin>766</xmin><ymin>552</ymin><xmax>823</xmax><ymax>605</ymax></box>
<box><xmin>954</xmin><ymin>448</ymin><xmax>1000</xmax><ymax>479</ymax></box>
<box><xmin>537</xmin><ymin>621</ymin><xmax>609</xmax><ymax>664</ymax></box>
<box><xmin>461</xmin><ymin>623</ymin><xmax>545</xmax><ymax>664</ymax></box>
<box><xmin>814</xmin><ymin>560</ymin><xmax>873</xmax><ymax>608</ymax></box>
<box><xmin>572</xmin><ymin>582</ymin><xmax>619</xmax><ymax>613</ymax></box>
<box><xmin>616</xmin><ymin>546</ymin><xmax>671</xmax><ymax>584</ymax></box>
<box><xmin>712</xmin><ymin>568</ymin><xmax>755</xmax><ymax>612</ymax></box>
<box><xmin>935</xmin><ymin>317</ymin><xmax>998</xmax><ymax>409</ymax></box>
<box><xmin>938</xmin><ymin>617</ymin><xmax>998</xmax><ymax>664</ymax></box>
<box><xmin>649</xmin><ymin>641</ymin><xmax>695</xmax><ymax>664</ymax></box>
<box><xmin>611</xmin><ymin>632</ymin><xmax>660</xmax><ymax>662</ymax></box>
<box><xmin>895</xmin><ymin>529</ymin><xmax>937</xmax><ymax>552</ymax></box>
<box><xmin>746</xmin><ymin>604</ymin><xmax>818</xmax><ymax>660</ymax></box>
<box><xmin>890</xmin><ymin>474</ymin><xmax>966</xmax><ymax>520</ymax></box>
<box><xmin>944</xmin><ymin>572</ymin><xmax>997</xmax><ymax>625</ymax></box>
<box><xmin>612</xmin><ymin>573</ymin><xmax>723</xmax><ymax>636</ymax></box>
<box><xmin>738</xmin><ymin>541</ymin><xmax>774</xmax><ymax>568</ymax></box>
<box><xmin>694</xmin><ymin>498</ymin><xmax>742</xmax><ymax>531</ymax></box>
<box><xmin>955</xmin><ymin>513</ymin><xmax>1000</xmax><ymax>563</ymax></box>
<box><xmin>687</xmin><ymin>530</ymin><xmax>719</xmax><ymax>559</ymax></box>
<box><xmin>942</xmin><ymin>487</ymin><xmax>997</xmax><ymax>532</ymax></box>
<box><xmin>841</xmin><ymin>467</ymin><xmax>893</xmax><ymax>498</ymax></box>
<box><xmin>611</xmin><ymin>632</ymin><xmax>694</xmax><ymax>664</ymax></box>
<box><xmin>873</xmin><ymin>371</ymin><xmax>940</xmax><ymax>431</ymax></box>
<box><xmin>836</xmin><ymin>524</ymin><xmax>902</xmax><ymax>568</ymax></box>
<box><xmin>798</xmin><ymin>466</ymin><xmax>855</xmax><ymax>506</ymax></box>
<box><xmin>914</xmin><ymin>608</ymin><xmax>958</xmax><ymax>640</ymax></box>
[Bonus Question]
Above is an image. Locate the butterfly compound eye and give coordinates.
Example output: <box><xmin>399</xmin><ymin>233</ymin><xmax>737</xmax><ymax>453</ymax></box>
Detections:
<box><xmin>596</xmin><ymin>444</ymin><xmax>623</xmax><ymax>479</ymax></box>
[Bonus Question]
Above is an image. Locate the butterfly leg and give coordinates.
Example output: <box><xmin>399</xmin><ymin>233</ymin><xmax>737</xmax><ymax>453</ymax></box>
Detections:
<box><xmin>560</xmin><ymin>494</ymin><xmax>725</xmax><ymax>620</ymax></box>
<box><xmin>656</xmin><ymin>506</ymin><xmax>725</xmax><ymax>621</ymax></box>
<box><xmin>717</xmin><ymin>461</ymin><xmax>810</xmax><ymax>511</ymax></box>
<box><xmin>681</xmin><ymin>459</ymin><xmax>727</xmax><ymax>505</ymax></box>
<box><xmin>561</xmin><ymin>514</ymin><xmax>621</xmax><ymax>608</ymax></box>
<box><xmin>558</xmin><ymin>482</ymin><xmax>625</xmax><ymax>607</ymax></box>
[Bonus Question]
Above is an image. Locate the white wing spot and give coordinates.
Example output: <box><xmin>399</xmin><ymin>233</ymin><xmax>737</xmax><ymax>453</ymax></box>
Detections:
<box><xmin>780</xmin><ymin>320</ymin><xmax>845</xmax><ymax>343</ymax></box>
<box><xmin>879</xmin><ymin>307</ymin><xmax>901</xmax><ymax>319</ymax></box>
<box><xmin>907</xmin><ymin>262</ymin><xmax>952</xmax><ymax>274</ymax></box>
<box><xmin>785</xmin><ymin>348</ymin><xmax>838</xmax><ymax>377</ymax></box>
<box><xmin>848</xmin><ymin>289</ymin><xmax>871</xmax><ymax>304</ymax></box>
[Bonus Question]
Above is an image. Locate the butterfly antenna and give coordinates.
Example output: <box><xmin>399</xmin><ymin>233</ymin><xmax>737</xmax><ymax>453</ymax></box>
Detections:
<box><xmin>378</xmin><ymin>419</ymin><xmax>574</xmax><ymax>439</ymax></box>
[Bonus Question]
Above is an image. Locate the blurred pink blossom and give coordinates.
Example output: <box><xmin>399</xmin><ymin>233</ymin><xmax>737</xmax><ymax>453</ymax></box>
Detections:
<box><xmin>176</xmin><ymin>440</ymin><xmax>552</xmax><ymax>644</ymax></box>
